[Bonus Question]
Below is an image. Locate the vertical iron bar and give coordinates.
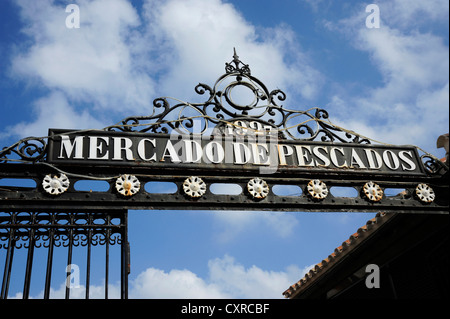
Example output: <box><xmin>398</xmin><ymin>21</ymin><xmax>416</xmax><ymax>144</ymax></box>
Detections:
<box><xmin>1</xmin><ymin>228</ymin><xmax>15</xmax><ymax>299</ymax></box>
<box><xmin>1</xmin><ymin>237</ymin><xmax>13</xmax><ymax>299</ymax></box>
<box><xmin>105</xmin><ymin>214</ymin><xmax>110</xmax><ymax>299</ymax></box>
<box><xmin>85</xmin><ymin>214</ymin><xmax>92</xmax><ymax>299</ymax></box>
<box><xmin>121</xmin><ymin>211</ymin><xmax>129</xmax><ymax>299</ymax></box>
<box><xmin>65</xmin><ymin>215</ymin><xmax>74</xmax><ymax>299</ymax></box>
<box><xmin>44</xmin><ymin>213</ymin><xmax>55</xmax><ymax>299</ymax></box>
<box><xmin>126</xmin><ymin>242</ymin><xmax>130</xmax><ymax>299</ymax></box>
<box><xmin>23</xmin><ymin>213</ymin><xmax>35</xmax><ymax>299</ymax></box>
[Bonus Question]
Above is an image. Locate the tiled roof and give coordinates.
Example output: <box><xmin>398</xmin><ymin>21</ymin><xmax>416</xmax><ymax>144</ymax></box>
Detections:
<box><xmin>282</xmin><ymin>212</ymin><xmax>394</xmax><ymax>298</ymax></box>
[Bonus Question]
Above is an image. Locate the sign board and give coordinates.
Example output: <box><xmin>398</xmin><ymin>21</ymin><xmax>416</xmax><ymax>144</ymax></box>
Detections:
<box><xmin>47</xmin><ymin>128</ymin><xmax>425</xmax><ymax>176</ymax></box>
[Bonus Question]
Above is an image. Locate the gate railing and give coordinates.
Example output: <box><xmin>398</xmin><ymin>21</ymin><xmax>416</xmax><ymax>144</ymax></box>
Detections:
<box><xmin>0</xmin><ymin>210</ymin><xmax>129</xmax><ymax>299</ymax></box>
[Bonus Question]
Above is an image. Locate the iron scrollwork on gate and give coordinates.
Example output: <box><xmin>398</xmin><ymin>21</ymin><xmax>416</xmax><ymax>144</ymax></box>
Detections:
<box><xmin>108</xmin><ymin>48</ymin><xmax>372</xmax><ymax>145</ymax></box>
<box><xmin>0</xmin><ymin>137</ymin><xmax>47</xmax><ymax>163</ymax></box>
<box><xmin>0</xmin><ymin>211</ymin><xmax>129</xmax><ymax>299</ymax></box>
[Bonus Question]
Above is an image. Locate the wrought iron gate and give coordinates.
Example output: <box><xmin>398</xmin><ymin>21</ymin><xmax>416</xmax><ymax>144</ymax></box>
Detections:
<box><xmin>0</xmin><ymin>50</ymin><xmax>448</xmax><ymax>299</ymax></box>
<box><xmin>0</xmin><ymin>210</ymin><xmax>129</xmax><ymax>299</ymax></box>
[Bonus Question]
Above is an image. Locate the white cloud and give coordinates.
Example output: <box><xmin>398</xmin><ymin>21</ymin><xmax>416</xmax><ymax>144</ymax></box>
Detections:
<box><xmin>212</xmin><ymin>211</ymin><xmax>299</xmax><ymax>243</ymax></box>
<box><xmin>142</xmin><ymin>0</ymin><xmax>322</xmax><ymax>103</ymax></box>
<box><xmin>12</xmin><ymin>0</ymin><xmax>155</xmax><ymax>114</ymax></box>
<box><xmin>379</xmin><ymin>0</ymin><xmax>449</xmax><ymax>29</ymax></box>
<box><xmin>324</xmin><ymin>0</ymin><xmax>449</xmax><ymax>152</ymax></box>
<box><xmin>22</xmin><ymin>255</ymin><xmax>312</xmax><ymax>299</ymax></box>
<box><xmin>3</xmin><ymin>91</ymin><xmax>105</xmax><ymax>139</ymax></box>
<box><xmin>135</xmin><ymin>255</ymin><xmax>312</xmax><ymax>299</ymax></box>
<box><xmin>357</xmin><ymin>27</ymin><xmax>448</xmax><ymax>91</ymax></box>
<box><xmin>32</xmin><ymin>282</ymin><xmax>121</xmax><ymax>299</ymax></box>
<box><xmin>130</xmin><ymin>267</ymin><xmax>229</xmax><ymax>299</ymax></box>
<box><xmin>206</xmin><ymin>255</ymin><xmax>310</xmax><ymax>299</ymax></box>
<box><xmin>5</xmin><ymin>0</ymin><xmax>324</xmax><ymax>141</ymax></box>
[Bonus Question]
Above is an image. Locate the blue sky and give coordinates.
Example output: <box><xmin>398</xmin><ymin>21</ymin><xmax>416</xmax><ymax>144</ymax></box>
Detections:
<box><xmin>0</xmin><ymin>0</ymin><xmax>448</xmax><ymax>298</ymax></box>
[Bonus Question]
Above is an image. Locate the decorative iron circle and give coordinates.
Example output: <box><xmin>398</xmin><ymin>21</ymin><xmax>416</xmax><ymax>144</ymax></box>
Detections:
<box><xmin>363</xmin><ymin>181</ymin><xmax>383</xmax><ymax>202</ymax></box>
<box><xmin>42</xmin><ymin>173</ymin><xmax>70</xmax><ymax>195</ymax></box>
<box><xmin>415</xmin><ymin>183</ymin><xmax>435</xmax><ymax>203</ymax></box>
<box><xmin>307</xmin><ymin>179</ymin><xmax>328</xmax><ymax>200</ymax></box>
<box><xmin>115</xmin><ymin>174</ymin><xmax>140</xmax><ymax>196</ymax></box>
<box><xmin>247</xmin><ymin>178</ymin><xmax>269</xmax><ymax>199</ymax></box>
<box><xmin>183</xmin><ymin>176</ymin><xmax>207</xmax><ymax>198</ymax></box>
<box><xmin>223</xmin><ymin>81</ymin><xmax>260</xmax><ymax>110</ymax></box>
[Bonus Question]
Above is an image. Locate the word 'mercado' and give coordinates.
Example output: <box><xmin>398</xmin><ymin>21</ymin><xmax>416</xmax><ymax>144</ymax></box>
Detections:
<box><xmin>48</xmin><ymin>130</ymin><xmax>423</xmax><ymax>175</ymax></box>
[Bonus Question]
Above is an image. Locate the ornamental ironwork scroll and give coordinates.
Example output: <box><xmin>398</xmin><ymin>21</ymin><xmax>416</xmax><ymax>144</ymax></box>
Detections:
<box><xmin>107</xmin><ymin>49</ymin><xmax>372</xmax><ymax>144</ymax></box>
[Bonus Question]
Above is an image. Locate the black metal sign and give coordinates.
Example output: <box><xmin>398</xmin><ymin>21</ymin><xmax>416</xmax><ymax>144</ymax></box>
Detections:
<box><xmin>47</xmin><ymin>128</ymin><xmax>425</xmax><ymax>176</ymax></box>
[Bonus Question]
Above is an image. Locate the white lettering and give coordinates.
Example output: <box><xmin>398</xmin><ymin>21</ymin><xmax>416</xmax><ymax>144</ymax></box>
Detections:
<box><xmin>183</xmin><ymin>140</ymin><xmax>202</xmax><ymax>163</ymax></box>
<box><xmin>365</xmin><ymin>264</ymin><xmax>380</xmax><ymax>288</ymax></box>
<box><xmin>251</xmin><ymin>143</ymin><xmax>270</xmax><ymax>165</ymax></box>
<box><xmin>137</xmin><ymin>138</ymin><xmax>156</xmax><ymax>161</ymax></box>
<box><xmin>398</xmin><ymin>150</ymin><xmax>417</xmax><ymax>171</ymax></box>
<box><xmin>313</xmin><ymin>146</ymin><xmax>331</xmax><ymax>167</ymax></box>
<box><xmin>225</xmin><ymin>304</ymin><xmax>269</xmax><ymax>314</ymax></box>
<box><xmin>58</xmin><ymin>135</ymin><xmax>84</xmax><ymax>159</ymax></box>
<box><xmin>364</xmin><ymin>149</ymin><xmax>383</xmax><ymax>169</ymax></box>
<box><xmin>330</xmin><ymin>147</ymin><xmax>348</xmax><ymax>168</ymax></box>
<box><xmin>365</xmin><ymin>4</ymin><xmax>380</xmax><ymax>29</ymax></box>
<box><xmin>278</xmin><ymin>144</ymin><xmax>293</xmax><ymax>166</ymax></box>
<box><xmin>235</xmin><ymin>120</ymin><xmax>248</xmax><ymax>136</ymax></box>
<box><xmin>249</xmin><ymin>121</ymin><xmax>263</xmax><ymax>135</ymax></box>
<box><xmin>181</xmin><ymin>303</ymin><xmax>215</xmax><ymax>316</ymax></box>
<box><xmin>88</xmin><ymin>136</ymin><xmax>109</xmax><ymax>160</ymax></box>
<box><xmin>350</xmin><ymin>149</ymin><xmax>366</xmax><ymax>168</ymax></box>
<box><xmin>66</xmin><ymin>264</ymin><xmax>80</xmax><ymax>288</ymax></box>
<box><xmin>65</xmin><ymin>4</ymin><xmax>80</xmax><ymax>29</ymax></box>
<box><xmin>204</xmin><ymin>141</ymin><xmax>225</xmax><ymax>163</ymax></box>
<box><xmin>233</xmin><ymin>142</ymin><xmax>251</xmax><ymax>164</ymax></box>
<box><xmin>294</xmin><ymin>145</ymin><xmax>314</xmax><ymax>167</ymax></box>
<box><xmin>382</xmin><ymin>150</ymin><xmax>400</xmax><ymax>170</ymax></box>
<box><xmin>161</xmin><ymin>140</ymin><xmax>181</xmax><ymax>163</ymax></box>
<box><xmin>112</xmin><ymin>137</ymin><xmax>133</xmax><ymax>161</ymax></box>
<box><xmin>225</xmin><ymin>124</ymin><xmax>234</xmax><ymax>135</ymax></box>
<box><xmin>52</xmin><ymin>132</ymin><xmax>420</xmax><ymax>175</ymax></box>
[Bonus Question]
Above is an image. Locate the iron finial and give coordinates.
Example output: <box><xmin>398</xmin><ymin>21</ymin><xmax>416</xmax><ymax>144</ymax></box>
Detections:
<box><xmin>225</xmin><ymin>47</ymin><xmax>251</xmax><ymax>75</ymax></box>
<box><xmin>233</xmin><ymin>47</ymin><xmax>239</xmax><ymax>66</ymax></box>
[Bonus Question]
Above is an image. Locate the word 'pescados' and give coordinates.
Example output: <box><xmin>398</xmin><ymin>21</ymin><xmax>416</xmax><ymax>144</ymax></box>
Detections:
<box><xmin>53</xmin><ymin>134</ymin><xmax>420</xmax><ymax>173</ymax></box>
